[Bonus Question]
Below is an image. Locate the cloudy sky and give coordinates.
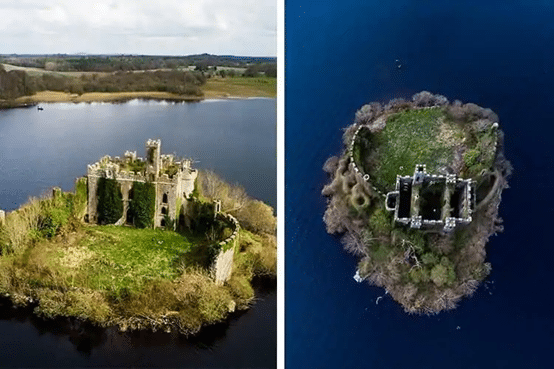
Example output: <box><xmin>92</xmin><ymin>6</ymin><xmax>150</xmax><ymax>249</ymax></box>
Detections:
<box><xmin>0</xmin><ymin>0</ymin><xmax>276</xmax><ymax>56</ymax></box>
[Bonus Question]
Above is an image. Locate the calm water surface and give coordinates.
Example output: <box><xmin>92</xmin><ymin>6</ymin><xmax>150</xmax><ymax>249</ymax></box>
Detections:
<box><xmin>286</xmin><ymin>1</ymin><xmax>554</xmax><ymax>368</ymax></box>
<box><xmin>0</xmin><ymin>98</ymin><xmax>276</xmax><ymax>368</ymax></box>
<box><xmin>0</xmin><ymin>98</ymin><xmax>276</xmax><ymax>211</ymax></box>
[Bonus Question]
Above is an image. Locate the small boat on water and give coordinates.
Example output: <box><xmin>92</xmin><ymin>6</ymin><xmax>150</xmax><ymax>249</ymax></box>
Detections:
<box><xmin>37</xmin><ymin>106</ymin><xmax>44</xmax><ymax>111</ymax></box>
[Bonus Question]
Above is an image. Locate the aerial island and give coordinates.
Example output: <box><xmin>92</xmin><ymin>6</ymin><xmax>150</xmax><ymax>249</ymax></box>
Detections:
<box><xmin>0</xmin><ymin>139</ymin><xmax>276</xmax><ymax>334</ymax></box>
<box><xmin>322</xmin><ymin>91</ymin><xmax>512</xmax><ymax>314</ymax></box>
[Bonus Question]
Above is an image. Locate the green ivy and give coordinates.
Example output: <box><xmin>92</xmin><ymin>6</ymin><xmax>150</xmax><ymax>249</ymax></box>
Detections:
<box><xmin>191</xmin><ymin>177</ymin><xmax>200</xmax><ymax>199</ymax></box>
<box><xmin>129</xmin><ymin>181</ymin><xmax>156</xmax><ymax>228</ymax></box>
<box><xmin>97</xmin><ymin>177</ymin><xmax>123</xmax><ymax>224</ymax></box>
<box><xmin>72</xmin><ymin>177</ymin><xmax>88</xmax><ymax>218</ymax></box>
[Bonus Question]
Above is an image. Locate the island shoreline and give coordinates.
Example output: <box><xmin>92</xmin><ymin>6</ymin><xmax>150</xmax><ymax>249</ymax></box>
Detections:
<box><xmin>322</xmin><ymin>92</ymin><xmax>512</xmax><ymax>315</ymax></box>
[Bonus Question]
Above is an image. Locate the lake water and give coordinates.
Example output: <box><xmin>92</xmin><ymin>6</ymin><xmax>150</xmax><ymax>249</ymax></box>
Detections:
<box><xmin>286</xmin><ymin>1</ymin><xmax>554</xmax><ymax>368</ymax></box>
<box><xmin>0</xmin><ymin>98</ymin><xmax>276</xmax><ymax>211</ymax></box>
<box><xmin>0</xmin><ymin>98</ymin><xmax>276</xmax><ymax>368</ymax></box>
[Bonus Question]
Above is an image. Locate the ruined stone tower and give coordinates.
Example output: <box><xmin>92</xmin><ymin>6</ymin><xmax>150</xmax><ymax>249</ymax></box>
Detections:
<box><xmin>86</xmin><ymin>139</ymin><xmax>197</xmax><ymax>228</ymax></box>
<box><xmin>146</xmin><ymin>139</ymin><xmax>161</xmax><ymax>181</ymax></box>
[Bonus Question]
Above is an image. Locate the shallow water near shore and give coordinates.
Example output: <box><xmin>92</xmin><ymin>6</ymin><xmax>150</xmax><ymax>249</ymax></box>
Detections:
<box><xmin>0</xmin><ymin>99</ymin><xmax>276</xmax><ymax>367</ymax></box>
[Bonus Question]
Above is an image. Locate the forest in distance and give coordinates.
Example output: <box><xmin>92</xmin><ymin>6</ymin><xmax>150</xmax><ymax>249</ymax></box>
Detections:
<box><xmin>0</xmin><ymin>53</ymin><xmax>276</xmax><ymax>105</ymax></box>
<box><xmin>1</xmin><ymin>53</ymin><xmax>276</xmax><ymax>73</ymax></box>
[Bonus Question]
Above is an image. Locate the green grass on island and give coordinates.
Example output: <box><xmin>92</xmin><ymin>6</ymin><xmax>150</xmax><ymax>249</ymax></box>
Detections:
<box><xmin>69</xmin><ymin>226</ymin><xmax>199</xmax><ymax>294</ymax></box>
<box><xmin>354</xmin><ymin>106</ymin><xmax>499</xmax><ymax>192</ymax></box>
<box><xmin>0</xmin><ymin>171</ymin><xmax>276</xmax><ymax>334</ymax></box>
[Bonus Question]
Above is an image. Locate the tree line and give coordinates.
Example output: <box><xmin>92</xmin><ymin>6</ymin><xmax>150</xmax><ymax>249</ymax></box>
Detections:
<box><xmin>1</xmin><ymin>54</ymin><xmax>276</xmax><ymax>73</ymax></box>
<box><xmin>0</xmin><ymin>64</ymin><xmax>206</xmax><ymax>100</ymax></box>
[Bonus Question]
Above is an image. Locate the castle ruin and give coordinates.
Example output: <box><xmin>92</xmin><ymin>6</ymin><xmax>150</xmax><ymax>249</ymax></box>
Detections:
<box><xmin>86</xmin><ymin>139</ymin><xmax>197</xmax><ymax>228</ymax></box>
<box><xmin>385</xmin><ymin>164</ymin><xmax>475</xmax><ymax>232</ymax></box>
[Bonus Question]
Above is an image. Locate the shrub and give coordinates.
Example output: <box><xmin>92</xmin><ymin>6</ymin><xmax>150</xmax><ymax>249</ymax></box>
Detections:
<box><xmin>370</xmin><ymin>207</ymin><xmax>392</xmax><ymax>235</ymax></box>
<box><xmin>96</xmin><ymin>177</ymin><xmax>123</xmax><ymax>224</ymax></box>
<box><xmin>190</xmin><ymin>200</ymin><xmax>215</xmax><ymax>234</ymax></box>
<box><xmin>430</xmin><ymin>258</ymin><xmax>456</xmax><ymax>287</ymax></box>
<box><xmin>430</xmin><ymin>264</ymin><xmax>448</xmax><ymax>287</ymax></box>
<box><xmin>191</xmin><ymin>177</ymin><xmax>200</xmax><ymax>199</ymax></box>
<box><xmin>463</xmin><ymin>149</ymin><xmax>480</xmax><ymax>167</ymax></box>
<box><xmin>127</xmin><ymin>159</ymin><xmax>146</xmax><ymax>174</ymax></box>
<box><xmin>39</xmin><ymin>206</ymin><xmax>69</xmax><ymax>238</ymax></box>
<box><xmin>235</xmin><ymin>200</ymin><xmax>276</xmax><ymax>234</ymax></box>
<box><xmin>163</xmin><ymin>213</ymin><xmax>176</xmax><ymax>230</ymax></box>
<box><xmin>409</xmin><ymin>267</ymin><xmax>430</xmax><ymax>284</ymax></box>
<box><xmin>421</xmin><ymin>252</ymin><xmax>439</xmax><ymax>266</ymax></box>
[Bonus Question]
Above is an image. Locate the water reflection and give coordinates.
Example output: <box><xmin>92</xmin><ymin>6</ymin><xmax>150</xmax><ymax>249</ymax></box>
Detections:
<box><xmin>0</xmin><ymin>278</ymin><xmax>276</xmax><ymax>367</ymax></box>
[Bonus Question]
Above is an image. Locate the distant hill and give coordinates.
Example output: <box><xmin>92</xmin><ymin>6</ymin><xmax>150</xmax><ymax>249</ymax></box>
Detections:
<box><xmin>0</xmin><ymin>53</ymin><xmax>276</xmax><ymax>72</ymax></box>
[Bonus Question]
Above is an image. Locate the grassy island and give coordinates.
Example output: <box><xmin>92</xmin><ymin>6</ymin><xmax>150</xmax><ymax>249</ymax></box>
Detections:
<box><xmin>322</xmin><ymin>91</ymin><xmax>512</xmax><ymax>314</ymax></box>
<box><xmin>0</xmin><ymin>170</ymin><xmax>276</xmax><ymax>334</ymax></box>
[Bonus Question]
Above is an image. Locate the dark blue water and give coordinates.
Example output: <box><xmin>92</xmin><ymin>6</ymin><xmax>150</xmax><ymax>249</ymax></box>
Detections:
<box><xmin>286</xmin><ymin>1</ymin><xmax>554</xmax><ymax>368</ymax></box>
<box><xmin>0</xmin><ymin>99</ymin><xmax>276</xmax><ymax>368</ymax></box>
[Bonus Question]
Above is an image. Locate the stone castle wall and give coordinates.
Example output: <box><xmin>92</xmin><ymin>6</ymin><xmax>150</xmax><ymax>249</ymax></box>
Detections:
<box><xmin>86</xmin><ymin>144</ymin><xmax>197</xmax><ymax>228</ymax></box>
<box><xmin>84</xmin><ymin>139</ymin><xmax>235</xmax><ymax>284</ymax></box>
<box><xmin>210</xmin><ymin>213</ymin><xmax>240</xmax><ymax>285</ymax></box>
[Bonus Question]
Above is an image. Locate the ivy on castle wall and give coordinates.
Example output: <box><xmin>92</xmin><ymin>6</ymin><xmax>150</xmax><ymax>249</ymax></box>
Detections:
<box><xmin>97</xmin><ymin>177</ymin><xmax>123</xmax><ymax>224</ymax></box>
<box><xmin>191</xmin><ymin>177</ymin><xmax>199</xmax><ymax>199</ymax></box>
<box><xmin>129</xmin><ymin>181</ymin><xmax>156</xmax><ymax>228</ymax></box>
<box><xmin>73</xmin><ymin>177</ymin><xmax>88</xmax><ymax>220</ymax></box>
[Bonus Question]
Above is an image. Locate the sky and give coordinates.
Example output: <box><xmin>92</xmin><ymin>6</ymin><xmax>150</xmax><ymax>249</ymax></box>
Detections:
<box><xmin>0</xmin><ymin>0</ymin><xmax>276</xmax><ymax>56</ymax></box>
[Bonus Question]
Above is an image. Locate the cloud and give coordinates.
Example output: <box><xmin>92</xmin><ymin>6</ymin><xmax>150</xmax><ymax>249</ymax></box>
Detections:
<box><xmin>0</xmin><ymin>0</ymin><xmax>276</xmax><ymax>56</ymax></box>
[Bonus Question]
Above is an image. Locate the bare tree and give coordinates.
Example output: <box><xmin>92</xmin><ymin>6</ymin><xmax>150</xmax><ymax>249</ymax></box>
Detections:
<box><xmin>412</xmin><ymin>91</ymin><xmax>434</xmax><ymax>107</ymax></box>
<box><xmin>354</xmin><ymin>102</ymin><xmax>382</xmax><ymax>125</ymax></box>
<box><xmin>323</xmin><ymin>156</ymin><xmax>339</xmax><ymax>174</ymax></box>
<box><xmin>199</xmin><ymin>170</ymin><xmax>248</xmax><ymax>213</ymax></box>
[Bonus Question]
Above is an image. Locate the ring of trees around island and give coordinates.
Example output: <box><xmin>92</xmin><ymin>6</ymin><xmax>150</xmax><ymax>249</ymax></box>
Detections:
<box><xmin>322</xmin><ymin>91</ymin><xmax>512</xmax><ymax>314</ymax></box>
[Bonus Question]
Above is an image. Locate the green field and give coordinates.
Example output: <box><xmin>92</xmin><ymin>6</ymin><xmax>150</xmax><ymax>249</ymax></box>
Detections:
<box><xmin>76</xmin><ymin>226</ymin><xmax>198</xmax><ymax>293</ymax></box>
<box><xmin>203</xmin><ymin>76</ymin><xmax>276</xmax><ymax>98</ymax></box>
<box><xmin>355</xmin><ymin>107</ymin><xmax>462</xmax><ymax>191</ymax></box>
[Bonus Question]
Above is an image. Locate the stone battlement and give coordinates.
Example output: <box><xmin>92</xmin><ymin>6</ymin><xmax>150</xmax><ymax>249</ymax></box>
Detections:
<box><xmin>385</xmin><ymin>164</ymin><xmax>474</xmax><ymax>233</ymax></box>
<box><xmin>86</xmin><ymin>139</ymin><xmax>197</xmax><ymax>228</ymax></box>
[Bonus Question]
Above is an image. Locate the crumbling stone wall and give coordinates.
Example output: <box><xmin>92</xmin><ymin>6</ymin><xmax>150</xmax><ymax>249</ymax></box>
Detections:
<box><xmin>210</xmin><ymin>213</ymin><xmax>240</xmax><ymax>285</ymax></box>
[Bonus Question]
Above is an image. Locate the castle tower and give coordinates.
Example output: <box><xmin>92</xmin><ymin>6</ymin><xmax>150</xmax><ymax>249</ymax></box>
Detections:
<box><xmin>146</xmin><ymin>139</ymin><xmax>161</xmax><ymax>179</ymax></box>
<box><xmin>213</xmin><ymin>199</ymin><xmax>222</xmax><ymax>219</ymax></box>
